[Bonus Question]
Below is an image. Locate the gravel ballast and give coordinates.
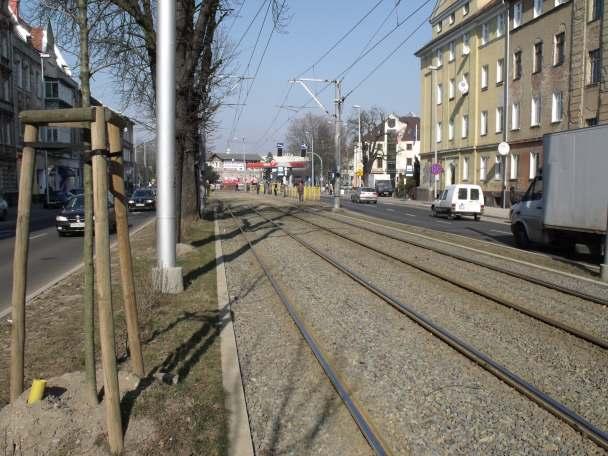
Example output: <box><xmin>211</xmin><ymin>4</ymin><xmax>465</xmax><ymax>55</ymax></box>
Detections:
<box><xmin>218</xmin><ymin>209</ymin><xmax>373</xmax><ymax>456</ymax></box>
<box><xmin>217</xmin><ymin>195</ymin><xmax>605</xmax><ymax>455</ymax></box>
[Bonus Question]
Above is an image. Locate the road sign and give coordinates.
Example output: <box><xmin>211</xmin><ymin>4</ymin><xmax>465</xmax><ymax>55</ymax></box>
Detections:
<box><xmin>431</xmin><ymin>163</ymin><xmax>443</xmax><ymax>175</ymax></box>
<box><xmin>277</xmin><ymin>142</ymin><xmax>284</xmax><ymax>156</ymax></box>
<box><xmin>498</xmin><ymin>141</ymin><xmax>510</xmax><ymax>156</ymax></box>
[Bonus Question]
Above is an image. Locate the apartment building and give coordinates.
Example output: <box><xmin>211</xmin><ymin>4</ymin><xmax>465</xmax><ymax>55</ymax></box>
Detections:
<box><xmin>359</xmin><ymin>113</ymin><xmax>420</xmax><ymax>187</ymax></box>
<box><xmin>416</xmin><ymin>0</ymin><xmax>509</xmax><ymax>203</ymax></box>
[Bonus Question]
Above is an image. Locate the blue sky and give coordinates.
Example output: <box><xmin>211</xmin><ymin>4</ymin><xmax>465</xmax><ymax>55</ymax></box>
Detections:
<box><xmin>87</xmin><ymin>0</ymin><xmax>434</xmax><ymax>153</ymax></box>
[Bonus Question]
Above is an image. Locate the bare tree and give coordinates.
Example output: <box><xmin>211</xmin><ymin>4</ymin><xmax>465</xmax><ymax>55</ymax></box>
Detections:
<box><xmin>347</xmin><ymin>106</ymin><xmax>387</xmax><ymax>186</ymax></box>
<box><xmin>286</xmin><ymin>113</ymin><xmax>336</xmax><ymax>173</ymax></box>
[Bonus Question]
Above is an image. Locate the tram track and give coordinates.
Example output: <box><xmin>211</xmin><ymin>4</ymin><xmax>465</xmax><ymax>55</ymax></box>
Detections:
<box><xmin>258</xmin><ymin>204</ymin><xmax>608</xmax><ymax>350</ymax></box>
<box><xmin>309</xmin><ymin>206</ymin><xmax>608</xmax><ymax>306</ymax></box>
<box><xmin>235</xmin><ymin>203</ymin><xmax>608</xmax><ymax>451</ymax></box>
<box><xmin>226</xmin><ymin>206</ymin><xmax>392</xmax><ymax>456</ymax></box>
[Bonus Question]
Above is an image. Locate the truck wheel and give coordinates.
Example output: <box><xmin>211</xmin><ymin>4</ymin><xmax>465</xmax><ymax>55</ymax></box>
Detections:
<box><xmin>513</xmin><ymin>224</ymin><xmax>530</xmax><ymax>249</ymax></box>
<box><xmin>474</xmin><ymin>214</ymin><xmax>480</xmax><ymax>221</ymax></box>
<box><xmin>431</xmin><ymin>207</ymin><xmax>437</xmax><ymax>217</ymax></box>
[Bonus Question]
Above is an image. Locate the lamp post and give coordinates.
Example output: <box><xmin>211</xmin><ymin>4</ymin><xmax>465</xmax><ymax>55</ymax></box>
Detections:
<box><xmin>305</xmin><ymin>131</ymin><xmax>315</xmax><ymax>185</ymax></box>
<box><xmin>428</xmin><ymin>65</ymin><xmax>440</xmax><ymax>200</ymax></box>
<box><xmin>233</xmin><ymin>136</ymin><xmax>245</xmax><ymax>182</ymax></box>
<box><xmin>40</xmin><ymin>53</ymin><xmax>50</xmax><ymax>206</ymax></box>
<box><xmin>353</xmin><ymin>105</ymin><xmax>362</xmax><ymax>187</ymax></box>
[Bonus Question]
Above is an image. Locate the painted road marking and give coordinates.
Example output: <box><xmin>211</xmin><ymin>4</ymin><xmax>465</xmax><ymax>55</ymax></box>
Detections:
<box><xmin>491</xmin><ymin>229</ymin><xmax>511</xmax><ymax>235</ymax></box>
<box><xmin>435</xmin><ymin>220</ymin><xmax>452</xmax><ymax>225</ymax></box>
<box><xmin>405</xmin><ymin>213</ymin><xmax>417</xmax><ymax>217</ymax></box>
<box><xmin>29</xmin><ymin>233</ymin><xmax>48</xmax><ymax>240</ymax></box>
<box><xmin>386</xmin><ymin>208</ymin><xmax>395</xmax><ymax>212</ymax></box>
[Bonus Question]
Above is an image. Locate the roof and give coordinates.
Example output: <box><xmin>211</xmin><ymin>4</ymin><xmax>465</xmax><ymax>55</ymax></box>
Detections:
<box><xmin>208</xmin><ymin>152</ymin><xmax>264</xmax><ymax>162</ymax></box>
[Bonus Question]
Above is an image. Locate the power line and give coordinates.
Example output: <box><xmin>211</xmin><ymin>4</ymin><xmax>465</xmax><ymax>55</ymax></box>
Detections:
<box><xmin>344</xmin><ymin>16</ymin><xmax>428</xmax><ymax>100</ymax></box>
<box><xmin>356</xmin><ymin>0</ymin><xmax>402</xmax><ymax>59</ymax></box>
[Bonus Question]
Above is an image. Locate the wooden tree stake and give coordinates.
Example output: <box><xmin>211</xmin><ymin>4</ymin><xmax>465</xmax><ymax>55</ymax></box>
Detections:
<box><xmin>9</xmin><ymin>124</ymin><xmax>38</xmax><ymax>401</ymax></box>
<box><xmin>108</xmin><ymin>121</ymin><xmax>145</xmax><ymax>377</ymax></box>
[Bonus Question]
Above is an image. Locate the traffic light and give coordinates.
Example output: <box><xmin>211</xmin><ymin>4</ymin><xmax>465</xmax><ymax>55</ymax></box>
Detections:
<box><xmin>300</xmin><ymin>144</ymin><xmax>307</xmax><ymax>157</ymax></box>
<box><xmin>277</xmin><ymin>142</ymin><xmax>283</xmax><ymax>157</ymax></box>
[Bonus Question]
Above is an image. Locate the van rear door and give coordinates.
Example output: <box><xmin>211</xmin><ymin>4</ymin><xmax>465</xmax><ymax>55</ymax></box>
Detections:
<box><xmin>468</xmin><ymin>187</ymin><xmax>482</xmax><ymax>213</ymax></box>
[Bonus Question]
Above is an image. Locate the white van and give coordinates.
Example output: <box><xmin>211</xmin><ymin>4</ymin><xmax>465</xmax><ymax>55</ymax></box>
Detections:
<box><xmin>431</xmin><ymin>184</ymin><xmax>484</xmax><ymax>220</ymax></box>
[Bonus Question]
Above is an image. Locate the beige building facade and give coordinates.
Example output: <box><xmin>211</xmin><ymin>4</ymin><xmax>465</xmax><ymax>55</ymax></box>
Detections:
<box><xmin>416</xmin><ymin>0</ymin><xmax>606</xmax><ymax>205</ymax></box>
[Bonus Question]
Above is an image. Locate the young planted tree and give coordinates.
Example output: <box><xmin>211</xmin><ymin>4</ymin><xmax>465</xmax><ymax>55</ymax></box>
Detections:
<box><xmin>347</xmin><ymin>106</ymin><xmax>387</xmax><ymax>186</ymax></box>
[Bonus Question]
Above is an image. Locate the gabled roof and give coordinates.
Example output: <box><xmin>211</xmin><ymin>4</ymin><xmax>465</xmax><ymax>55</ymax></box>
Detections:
<box><xmin>208</xmin><ymin>152</ymin><xmax>264</xmax><ymax>162</ymax></box>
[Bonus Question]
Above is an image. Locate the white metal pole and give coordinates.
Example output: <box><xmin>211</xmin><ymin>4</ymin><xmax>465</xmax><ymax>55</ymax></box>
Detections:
<box><xmin>432</xmin><ymin>69</ymin><xmax>437</xmax><ymax>200</ymax></box>
<box><xmin>311</xmin><ymin>134</ymin><xmax>315</xmax><ymax>186</ymax></box>
<box><xmin>334</xmin><ymin>80</ymin><xmax>342</xmax><ymax>210</ymax></box>
<box><xmin>155</xmin><ymin>0</ymin><xmax>182</xmax><ymax>292</ymax></box>
<box><xmin>502</xmin><ymin>3</ymin><xmax>510</xmax><ymax>209</ymax></box>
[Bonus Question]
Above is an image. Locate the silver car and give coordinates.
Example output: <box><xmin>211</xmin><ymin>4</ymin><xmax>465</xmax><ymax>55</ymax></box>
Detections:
<box><xmin>350</xmin><ymin>187</ymin><xmax>378</xmax><ymax>204</ymax></box>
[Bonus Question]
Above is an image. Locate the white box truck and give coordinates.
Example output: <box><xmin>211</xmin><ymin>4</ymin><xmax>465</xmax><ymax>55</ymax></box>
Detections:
<box><xmin>510</xmin><ymin>125</ymin><xmax>608</xmax><ymax>257</ymax></box>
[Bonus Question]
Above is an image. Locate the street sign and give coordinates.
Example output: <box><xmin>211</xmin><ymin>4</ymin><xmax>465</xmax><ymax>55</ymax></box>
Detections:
<box><xmin>277</xmin><ymin>142</ymin><xmax>284</xmax><ymax>156</ymax></box>
<box><xmin>405</xmin><ymin>165</ymin><xmax>414</xmax><ymax>177</ymax></box>
<box><xmin>498</xmin><ymin>141</ymin><xmax>510</xmax><ymax>156</ymax></box>
<box><xmin>431</xmin><ymin>163</ymin><xmax>443</xmax><ymax>175</ymax></box>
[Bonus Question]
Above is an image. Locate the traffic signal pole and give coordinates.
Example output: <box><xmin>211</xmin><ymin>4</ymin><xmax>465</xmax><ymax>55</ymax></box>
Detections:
<box><xmin>334</xmin><ymin>80</ymin><xmax>342</xmax><ymax>210</ymax></box>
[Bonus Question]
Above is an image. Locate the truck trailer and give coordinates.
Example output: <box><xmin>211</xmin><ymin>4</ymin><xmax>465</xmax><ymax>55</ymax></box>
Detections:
<box><xmin>510</xmin><ymin>124</ymin><xmax>608</xmax><ymax>257</ymax></box>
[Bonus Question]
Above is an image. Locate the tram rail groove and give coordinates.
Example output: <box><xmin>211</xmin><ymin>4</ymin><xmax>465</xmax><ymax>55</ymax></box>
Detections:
<box><xmin>302</xmin><ymin>206</ymin><xmax>608</xmax><ymax>306</ymax></box>
<box><xmin>248</xmin><ymin>205</ymin><xmax>608</xmax><ymax>451</ymax></box>
<box><xmin>259</xmin><ymin>205</ymin><xmax>608</xmax><ymax>350</ymax></box>
<box><xmin>226</xmin><ymin>206</ymin><xmax>392</xmax><ymax>456</ymax></box>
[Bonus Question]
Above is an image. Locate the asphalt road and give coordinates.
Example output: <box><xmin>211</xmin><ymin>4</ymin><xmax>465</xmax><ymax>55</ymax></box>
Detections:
<box><xmin>321</xmin><ymin>196</ymin><xmax>515</xmax><ymax>246</ymax></box>
<box><xmin>0</xmin><ymin>210</ymin><xmax>155</xmax><ymax>315</ymax></box>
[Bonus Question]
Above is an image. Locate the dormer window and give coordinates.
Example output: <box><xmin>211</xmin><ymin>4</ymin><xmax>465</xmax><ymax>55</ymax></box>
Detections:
<box><xmin>449</xmin><ymin>12</ymin><xmax>455</xmax><ymax>24</ymax></box>
<box><xmin>387</xmin><ymin>118</ymin><xmax>396</xmax><ymax>128</ymax></box>
<box><xmin>435</xmin><ymin>21</ymin><xmax>442</xmax><ymax>33</ymax></box>
<box><xmin>463</xmin><ymin>2</ymin><xmax>470</xmax><ymax>15</ymax></box>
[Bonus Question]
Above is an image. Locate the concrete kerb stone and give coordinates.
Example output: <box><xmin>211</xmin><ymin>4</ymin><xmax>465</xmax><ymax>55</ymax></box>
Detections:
<box><xmin>215</xmin><ymin>212</ymin><xmax>254</xmax><ymax>456</ymax></box>
<box><xmin>0</xmin><ymin>217</ymin><xmax>156</xmax><ymax>321</ymax></box>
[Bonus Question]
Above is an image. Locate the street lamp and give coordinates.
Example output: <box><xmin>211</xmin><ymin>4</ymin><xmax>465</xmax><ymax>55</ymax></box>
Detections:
<box><xmin>233</xmin><ymin>136</ymin><xmax>245</xmax><ymax>181</ymax></box>
<box><xmin>40</xmin><ymin>53</ymin><xmax>51</xmax><ymax>207</ymax></box>
<box><xmin>305</xmin><ymin>131</ymin><xmax>314</xmax><ymax>185</ymax></box>
<box><xmin>353</xmin><ymin>105</ymin><xmax>362</xmax><ymax>186</ymax></box>
<box><xmin>428</xmin><ymin>65</ymin><xmax>440</xmax><ymax>200</ymax></box>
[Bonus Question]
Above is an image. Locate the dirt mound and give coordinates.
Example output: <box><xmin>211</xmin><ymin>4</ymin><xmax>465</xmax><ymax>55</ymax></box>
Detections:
<box><xmin>1</xmin><ymin>371</ymin><xmax>156</xmax><ymax>455</ymax></box>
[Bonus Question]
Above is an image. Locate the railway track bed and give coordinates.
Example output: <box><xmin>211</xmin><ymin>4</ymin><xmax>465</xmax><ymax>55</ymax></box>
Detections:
<box><xmin>216</xmin><ymin>195</ymin><xmax>608</xmax><ymax>454</ymax></box>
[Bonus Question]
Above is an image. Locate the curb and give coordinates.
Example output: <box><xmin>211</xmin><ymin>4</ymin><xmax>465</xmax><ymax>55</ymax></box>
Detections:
<box><xmin>215</xmin><ymin>215</ymin><xmax>255</xmax><ymax>456</ymax></box>
<box><xmin>0</xmin><ymin>217</ymin><xmax>156</xmax><ymax>320</ymax></box>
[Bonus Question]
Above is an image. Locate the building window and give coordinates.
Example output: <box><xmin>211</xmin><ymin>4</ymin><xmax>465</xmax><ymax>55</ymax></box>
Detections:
<box><xmin>496</xmin><ymin>59</ymin><xmax>504</xmax><ymax>83</ymax></box>
<box><xmin>481</xmin><ymin>65</ymin><xmax>489</xmax><ymax>89</ymax></box>
<box><xmin>435</xmin><ymin>48</ymin><xmax>443</xmax><ymax>67</ymax></box>
<box><xmin>497</xmin><ymin>13</ymin><xmax>505</xmax><ymax>37</ymax></box>
<box><xmin>510</xmin><ymin>153</ymin><xmax>518</xmax><ymax>179</ymax></box>
<box><xmin>449</xmin><ymin>119</ymin><xmax>455</xmax><ymax>140</ymax></box>
<box><xmin>437</xmin><ymin>84</ymin><xmax>443</xmax><ymax>104</ymax></box>
<box><xmin>377</xmin><ymin>157</ymin><xmax>383</xmax><ymax>168</ymax></box>
<box><xmin>551</xmin><ymin>91</ymin><xmax>563</xmax><ymax>122</ymax></box>
<box><xmin>496</xmin><ymin>106</ymin><xmax>504</xmax><ymax>133</ymax></box>
<box><xmin>449</xmin><ymin>79</ymin><xmax>455</xmax><ymax>99</ymax></box>
<box><xmin>14</xmin><ymin>57</ymin><xmax>22</xmax><ymax>88</ymax></box>
<box><xmin>462</xmin><ymin>114</ymin><xmax>469</xmax><ymax>138</ymax></box>
<box><xmin>435</xmin><ymin>22</ymin><xmax>442</xmax><ymax>33</ymax></box>
<box><xmin>449</xmin><ymin>41</ymin><xmax>455</xmax><ymax>61</ymax></box>
<box><xmin>588</xmin><ymin>49</ymin><xmax>601</xmax><ymax>84</ymax></box>
<box><xmin>513</xmin><ymin>51</ymin><xmax>522</xmax><ymax>79</ymax></box>
<box><xmin>512</xmin><ymin>103</ymin><xmax>520</xmax><ymax>130</ymax></box>
<box><xmin>480</xmin><ymin>156</ymin><xmax>487</xmax><ymax>180</ymax></box>
<box><xmin>513</xmin><ymin>1</ymin><xmax>523</xmax><ymax>28</ymax></box>
<box><xmin>462</xmin><ymin>157</ymin><xmax>469</xmax><ymax>180</ymax></box>
<box><xmin>481</xmin><ymin>23</ymin><xmax>489</xmax><ymax>45</ymax></box>
<box><xmin>463</xmin><ymin>2</ymin><xmax>470</xmax><ymax>15</ymax></box>
<box><xmin>462</xmin><ymin>33</ymin><xmax>470</xmax><ymax>55</ymax></box>
<box><xmin>529</xmin><ymin>152</ymin><xmax>539</xmax><ymax>179</ymax></box>
<box><xmin>533</xmin><ymin>42</ymin><xmax>543</xmax><ymax>73</ymax></box>
<box><xmin>436</xmin><ymin>122</ymin><xmax>442</xmax><ymax>142</ymax></box>
<box><xmin>480</xmin><ymin>111</ymin><xmax>488</xmax><ymax>136</ymax></box>
<box><xmin>554</xmin><ymin>32</ymin><xmax>565</xmax><ymax>66</ymax></box>
<box><xmin>534</xmin><ymin>0</ymin><xmax>543</xmax><ymax>17</ymax></box>
<box><xmin>590</xmin><ymin>0</ymin><xmax>604</xmax><ymax>20</ymax></box>
<box><xmin>531</xmin><ymin>96</ymin><xmax>541</xmax><ymax>126</ymax></box>
<box><xmin>46</xmin><ymin>80</ymin><xmax>59</xmax><ymax>98</ymax></box>
<box><xmin>449</xmin><ymin>12</ymin><xmax>455</xmax><ymax>24</ymax></box>
<box><xmin>495</xmin><ymin>156</ymin><xmax>502</xmax><ymax>180</ymax></box>
<box><xmin>406</xmin><ymin>143</ymin><xmax>413</xmax><ymax>150</ymax></box>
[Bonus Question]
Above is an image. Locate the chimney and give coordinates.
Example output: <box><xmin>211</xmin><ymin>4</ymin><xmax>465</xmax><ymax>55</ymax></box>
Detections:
<box><xmin>9</xmin><ymin>0</ymin><xmax>19</xmax><ymax>18</ymax></box>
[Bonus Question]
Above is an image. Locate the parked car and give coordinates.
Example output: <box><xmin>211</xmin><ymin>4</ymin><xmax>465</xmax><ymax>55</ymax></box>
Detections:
<box><xmin>128</xmin><ymin>188</ymin><xmax>156</xmax><ymax>211</ymax></box>
<box><xmin>56</xmin><ymin>194</ymin><xmax>116</xmax><ymax>236</ymax></box>
<box><xmin>375</xmin><ymin>180</ymin><xmax>394</xmax><ymax>197</ymax></box>
<box><xmin>0</xmin><ymin>193</ymin><xmax>7</xmax><ymax>221</ymax></box>
<box><xmin>431</xmin><ymin>184</ymin><xmax>484</xmax><ymax>220</ymax></box>
<box><xmin>350</xmin><ymin>187</ymin><xmax>378</xmax><ymax>204</ymax></box>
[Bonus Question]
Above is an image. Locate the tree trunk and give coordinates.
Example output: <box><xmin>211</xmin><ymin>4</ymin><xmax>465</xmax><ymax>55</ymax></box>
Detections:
<box><xmin>77</xmin><ymin>0</ymin><xmax>97</xmax><ymax>406</ymax></box>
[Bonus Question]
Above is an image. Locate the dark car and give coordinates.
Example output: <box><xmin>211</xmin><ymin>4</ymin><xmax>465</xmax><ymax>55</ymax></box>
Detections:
<box><xmin>56</xmin><ymin>195</ymin><xmax>116</xmax><ymax>236</ymax></box>
<box><xmin>375</xmin><ymin>180</ymin><xmax>394</xmax><ymax>197</ymax></box>
<box><xmin>128</xmin><ymin>188</ymin><xmax>156</xmax><ymax>211</ymax></box>
<box><xmin>0</xmin><ymin>192</ymin><xmax>7</xmax><ymax>221</ymax></box>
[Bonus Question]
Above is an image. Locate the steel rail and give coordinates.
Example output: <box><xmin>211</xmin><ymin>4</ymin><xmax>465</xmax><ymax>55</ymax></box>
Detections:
<box><xmin>249</xmin><ymin>206</ymin><xmax>608</xmax><ymax>451</ymax></box>
<box><xmin>226</xmin><ymin>206</ymin><xmax>392</xmax><ymax>456</ymax></box>
<box><xmin>261</xmin><ymin>206</ymin><xmax>608</xmax><ymax>350</ymax></box>
<box><xmin>306</xmin><ymin>206</ymin><xmax>608</xmax><ymax>306</ymax></box>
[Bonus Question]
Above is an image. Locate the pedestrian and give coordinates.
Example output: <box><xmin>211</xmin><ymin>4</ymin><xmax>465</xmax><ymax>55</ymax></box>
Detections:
<box><xmin>297</xmin><ymin>180</ymin><xmax>304</xmax><ymax>203</ymax></box>
<box><xmin>256</xmin><ymin>182</ymin><xmax>260</xmax><ymax>195</ymax></box>
<box><xmin>273</xmin><ymin>184</ymin><xmax>278</xmax><ymax>196</ymax></box>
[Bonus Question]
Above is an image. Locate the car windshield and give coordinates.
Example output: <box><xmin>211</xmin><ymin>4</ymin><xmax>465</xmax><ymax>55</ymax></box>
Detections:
<box><xmin>361</xmin><ymin>188</ymin><xmax>375</xmax><ymax>192</ymax></box>
<box><xmin>133</xmin><ymin>190</ymin><xmax>154</xmax><ymax>198</ymax></box>
<box><xmin>65</xmin><ymin>195</ymin><xmax>84</xmax><ymax>210</ymax></box>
